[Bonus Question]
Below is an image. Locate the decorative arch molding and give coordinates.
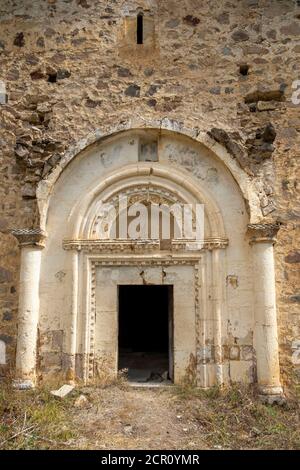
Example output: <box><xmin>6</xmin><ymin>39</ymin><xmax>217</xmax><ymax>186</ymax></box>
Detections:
<box><xmin>66</xmin><ymin>163</ymin><xmax>226</xmax><ymax>241</ymax></box>
<box><xmin>36</xmin><ymin>119</ymin><xmax>262</xmax><ymax>230</ymax></box>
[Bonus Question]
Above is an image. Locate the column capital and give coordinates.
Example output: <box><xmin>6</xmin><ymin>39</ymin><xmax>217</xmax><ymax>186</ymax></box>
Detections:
<box><xmin>204</xmin><ymin>237</ymin><xmax>229</xmax><ymax>250</ymax></box>
<box><xmin>247</xmin><ymin>223</ymin><xmax>280</xmax><ymax>245</ymax></box>
<box><xmin>12</xmin><ymin>228</ymin><xmax>47</xmax><ymax>248</ymax></box>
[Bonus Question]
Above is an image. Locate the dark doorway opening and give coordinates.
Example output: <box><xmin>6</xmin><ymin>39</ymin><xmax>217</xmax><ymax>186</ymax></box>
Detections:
<box><xmin>118</xmin><ymin>285</ymin><xmax>173</xmax><ymax>383</ymax></box>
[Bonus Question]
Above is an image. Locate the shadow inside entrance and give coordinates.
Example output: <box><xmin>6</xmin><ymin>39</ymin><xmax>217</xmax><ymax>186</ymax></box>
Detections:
<box><xmin>118</xmin><ymin>285</ymin><xmax>173</xmax><ymax>383</ymax></box>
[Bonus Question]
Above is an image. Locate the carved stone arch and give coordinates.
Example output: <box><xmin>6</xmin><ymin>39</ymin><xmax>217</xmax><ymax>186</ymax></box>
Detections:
<box><xmin>69</xmin><ymin>163</ymin><xmax>226</xmax><ymax>241</ymax></box>
<box><xmin>89</xmin><ymin>185</ymin><xmax>184</xmax><ymax>241</ymax></box>
<box><xmin>37</xmin><ymin>120</ymin><xmax>261</xmax><ymax>232</ymax></box>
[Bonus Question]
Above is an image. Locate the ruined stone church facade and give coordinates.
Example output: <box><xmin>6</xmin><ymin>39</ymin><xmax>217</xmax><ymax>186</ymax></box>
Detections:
<box><xmin>0</xmin><ymin>0</ymin><xmax>299</xmax><ymax>401</ymax></box>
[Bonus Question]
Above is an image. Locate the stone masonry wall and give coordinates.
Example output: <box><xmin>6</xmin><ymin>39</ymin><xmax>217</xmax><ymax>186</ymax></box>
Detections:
<box><xmin>0</xmin><ymin>0</ymin><xmax>299</xmax><ymax>389</ymax></box>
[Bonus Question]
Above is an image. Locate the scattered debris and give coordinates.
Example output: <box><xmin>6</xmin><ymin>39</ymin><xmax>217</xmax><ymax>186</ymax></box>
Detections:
<box><xmin>74</xmin><ymin>394</ymin><xmax>89</xmax><ymax>408</ymax></box>
<box><xmin>50</xmin><ymin>384</ymin><xmax>74</xmax><ymax>399</ymax></box>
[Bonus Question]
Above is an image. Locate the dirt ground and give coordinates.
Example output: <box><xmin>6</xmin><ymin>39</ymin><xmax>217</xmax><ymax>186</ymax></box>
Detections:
<box><xmin>72</xmin><ymin>385</ymin><xmax>208</xmax><ymax>450</ymax></box>
<box><xmin>0</xmin><ymin>381</ymin><xmax>299</xmax><ymax>450</ymax></box>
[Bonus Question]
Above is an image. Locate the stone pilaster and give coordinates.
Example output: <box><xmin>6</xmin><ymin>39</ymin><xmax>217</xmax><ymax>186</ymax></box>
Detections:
<box><xmin>12</xmin><ymin>229</ymin><xmax>46</xmax><ymax>389</ymax></box>
<box><xmin>66</xmin><ymin>248</ymin><xmax>79</xmax><ymax>383</ymax></box>
<box><xmin>247</xmin><ymin>224</ymin><xmax>284</xmax><ymax>402</ymax></box>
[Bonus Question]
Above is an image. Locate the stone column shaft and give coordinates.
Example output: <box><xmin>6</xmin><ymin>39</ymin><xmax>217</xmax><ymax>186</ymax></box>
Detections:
<box><xmin>248</xmin><ymin>224</ymin><xmax>283</xmax><ymax>400</ymax></box>
<box><xmin>211</xmin><ymin>247</ymin><xmax>227</xmax><ymax>385</ymax></box>
<box><xmin>12</xmin><ymin>229</ymin><xmax>46</xmax><ymax>388</ymax></box>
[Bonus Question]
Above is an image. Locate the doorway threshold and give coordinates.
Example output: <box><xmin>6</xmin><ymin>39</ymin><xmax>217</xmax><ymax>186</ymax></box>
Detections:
<box><xmin>128</xmin><ymin>381</ymin><xmax>173</xmax><ymax>389</ymax></box>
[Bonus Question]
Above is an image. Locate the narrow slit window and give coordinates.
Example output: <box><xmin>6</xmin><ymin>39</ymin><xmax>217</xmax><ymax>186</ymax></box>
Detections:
<box><xmin>137</xmin><ymin>13</ymin><xmax>143</xmax><ymax>44</ymax></box>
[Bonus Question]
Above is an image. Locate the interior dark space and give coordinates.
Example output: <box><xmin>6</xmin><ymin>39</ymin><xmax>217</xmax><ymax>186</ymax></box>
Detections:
<box><xmin>118</xmin><ymin>285</ymin><xmax>173</xmax><ymax>383</ymax></box>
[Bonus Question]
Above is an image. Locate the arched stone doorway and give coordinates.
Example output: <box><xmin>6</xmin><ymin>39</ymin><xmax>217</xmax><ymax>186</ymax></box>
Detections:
<box><xmin>12</xmin><ymin>126</ymin><xmax>283</xmax><ymax>400</ymax></box>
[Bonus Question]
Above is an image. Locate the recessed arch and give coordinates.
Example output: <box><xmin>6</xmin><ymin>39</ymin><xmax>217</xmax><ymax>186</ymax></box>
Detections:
<box><xmin>37</xmin><ymin>120</ymin><xmax>262</xmax><ymax>231</ymax></box>
<box><xmin>67</xmin><ymin>163</ymin><xmax>226</xmax><ymax>240</ymax></box>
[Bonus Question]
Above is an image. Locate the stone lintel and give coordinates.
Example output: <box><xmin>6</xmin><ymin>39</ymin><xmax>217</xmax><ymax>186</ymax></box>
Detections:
<box><xmin>62</xmin><ymin>237</ymin><xmax>229</xmax><ymax>253</ymax></box>
<box><xmin>247</xmin><ymin>223</ymin><xmax>280</xmax><ymax>244</ymax></box>
<box><xmin>12</xmin><ymin>228</ymin><xmax>47</xmax><ymax>248</ymax></box>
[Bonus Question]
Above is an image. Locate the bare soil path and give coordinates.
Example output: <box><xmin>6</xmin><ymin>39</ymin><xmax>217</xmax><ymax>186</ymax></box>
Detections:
<box><xmin>72</xmin><ymin>386</ymin><xmax>208</xmax><ymax>450</ymax></box>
